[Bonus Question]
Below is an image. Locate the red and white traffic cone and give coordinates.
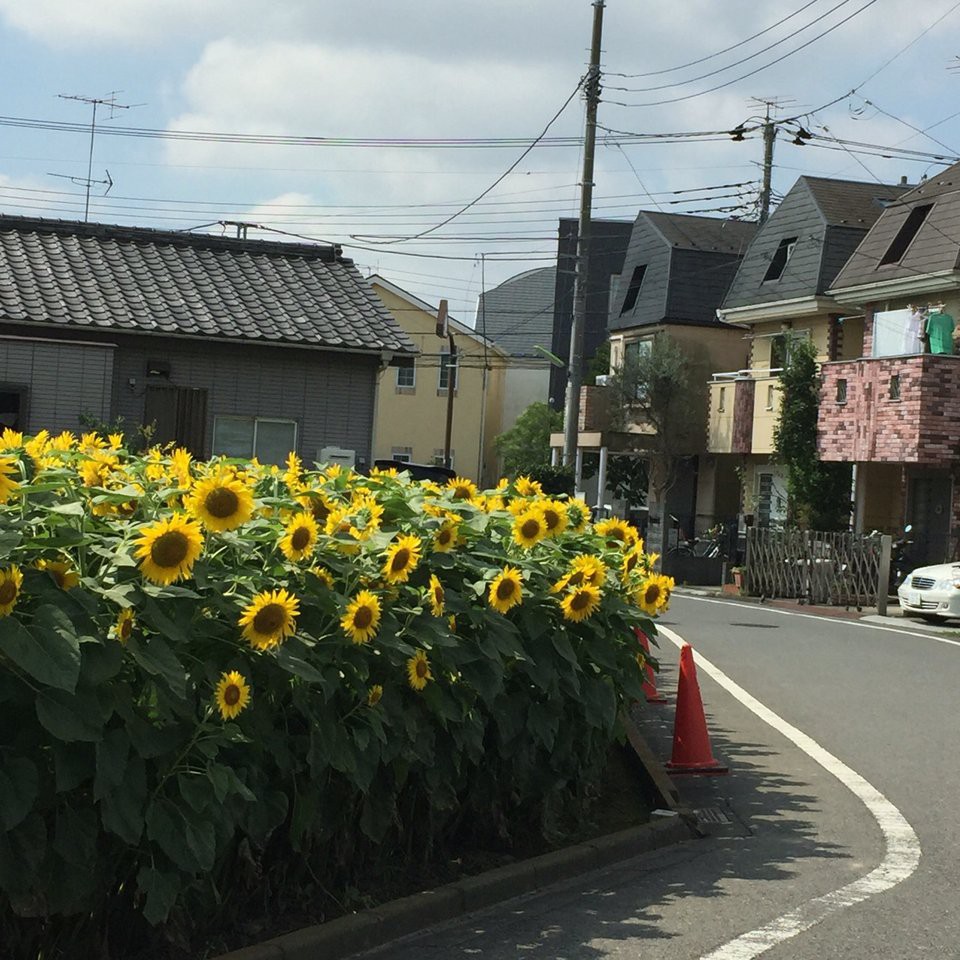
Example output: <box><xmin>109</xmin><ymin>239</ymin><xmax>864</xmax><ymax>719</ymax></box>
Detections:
<box><xmin>634</xmin><ymin>627</ymin><xmax>667</xmax><ymax>704</ymax></box>
<box><xmin>666</xmin><ymin>643</ymin><xmax>728</xmax><ymax>776</ymax></box>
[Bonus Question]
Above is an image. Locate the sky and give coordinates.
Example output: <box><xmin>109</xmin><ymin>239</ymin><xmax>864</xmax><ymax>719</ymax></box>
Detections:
<box><xmin>0</xmin><ymin>0</ymin><xmax>958</xmax><ymax>327</ymax></box>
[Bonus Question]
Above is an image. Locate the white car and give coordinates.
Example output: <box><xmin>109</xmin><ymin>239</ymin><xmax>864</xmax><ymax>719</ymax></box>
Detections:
<box><xmin>897</xmin><ymin>563</ymin><xmax>960</xmax><ymax>621</ymax></box>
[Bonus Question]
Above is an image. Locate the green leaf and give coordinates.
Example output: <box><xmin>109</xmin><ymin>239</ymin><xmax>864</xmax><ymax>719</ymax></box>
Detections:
<box><xmin>94</xmin><ymin>727</ymin><xmax>130</xmax><ymax>801</ymax></box>
<box><xmin>80</xmin><ymin>638</ymin><xmax>124</xmax><ymax>685</ymax></box>
<box><xmin>0</xmin><ymin>758</ymin><xmax>38</xmax><ymax>830</ymax></box>
<box><xmin>527</xmin><ymin>701</ymin><xmax>560</xmax><ymax>751</ymax></box>
<box><xmin>136</xmin><ymin>866</ymin><xmax>181</xmax><ymax>926</ymax></box>
<box><xmin>208</xmin><ymin>763</ymin><xmax>256</xmax><ymax>804</ymax></box>
<box><xmin>100</xmin><ymin>756</ymin><xmax>146</xmax><ymax>844</ymax></box>
<box><xmin>53</xmin><ymin>804</ymin><xmax>98</xmax><ymax>867</ymax></box>
<box><xmin>127</xmin><ymin>715</ymin><xmax>186</xmax><ymax>759</ymax></box>
<box><xmin>0</xmin><ymin>529</ymin><xmax>22</xmax><ymax>559</ymax></box>
<box><xmin>53</xmin><ymin>740</ymin><xmax>94</xmax><ymax>792</ymax></box>
<box><xmin>551</xmin><ymin>632</ymin><xmax>579</xmax><ymax>666</ymax></box>
<box><xmin>0</xmin><ymin>608</ymin><xmax>81</xmax><ymax>692</ymax></box>
<box><xmin>127</xmin><ymin>635</ymin><xmax>187</xmax><ymax>699</ymax></box>
<box><xmin>237</xmin><ymin>788</ymin><xmax>287</xmax><ymax>843</ymax></box>
<box><xmin>276</xmin><ymin>637</ymin><xmax>326</xmax><ymax>682</ymax></box>
<box><xmin>0</xmin><ymin>812</ymin><xmax>45</xmax><ymax>895</ymax></box>
<box><xmin>48</xmin><ymin>501</ymin><xmax>86</xmax><ymax>516</ymax></box>
<box><xmin>36</xmin><ymin>687</ymin><xmax>106</xmax><ymax>742</ymax></box>
<box><xmin>147</xmin><ymin>799</ymin><xmax>216</xmax><ymax>872</ymax></box>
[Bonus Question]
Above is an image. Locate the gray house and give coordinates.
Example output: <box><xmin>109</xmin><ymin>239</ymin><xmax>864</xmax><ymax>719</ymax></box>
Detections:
<box><xmin>0</xmin><ymin>216</ymin><xmax>415</xmax><ymax>465</ymax></box>
<box><xmin>712</xmin><ymin>176</ymin><xmax>908</xmax><ymax>530</ymax></box>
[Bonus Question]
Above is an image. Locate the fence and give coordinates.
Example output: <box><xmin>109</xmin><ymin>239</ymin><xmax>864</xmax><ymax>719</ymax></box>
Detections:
<box><xmin>745</xmin><ymin>528</ymin><xmax>891</xmax><ymax>613</ymax></box>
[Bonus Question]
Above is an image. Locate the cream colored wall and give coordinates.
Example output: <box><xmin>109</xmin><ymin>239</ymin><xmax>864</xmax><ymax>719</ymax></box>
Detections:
<box><xmin>371</xmin><ymin>284</ymin><xmax>505</xmax><ymax>486</ymax></box>
<box><xmin>748</xmin><ymin>314</ymin><xmax>833</xmax><ymax>369</ymax></box>
<box><xmin>751</xmin><ymin>376</ymin><xmax>781</xmax><ymax>455</ymax></box>
<box><xmin>707</xmin><ymin>381</ymin><xmax>735</xmax><ymax>452</ymax></box>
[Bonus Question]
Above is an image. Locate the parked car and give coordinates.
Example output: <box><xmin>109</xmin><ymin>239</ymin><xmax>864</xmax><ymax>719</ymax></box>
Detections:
<box><xmin>897</xmin><ymin>562</ymin><xmax>960</xmax><ymax>621</ymax></box>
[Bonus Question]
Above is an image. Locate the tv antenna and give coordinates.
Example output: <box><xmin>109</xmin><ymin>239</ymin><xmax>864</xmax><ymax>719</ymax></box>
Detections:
<box><xmin>51</xmin><ymin>92</ymin><xmax>140</xmax><ymax>221</ymax></box>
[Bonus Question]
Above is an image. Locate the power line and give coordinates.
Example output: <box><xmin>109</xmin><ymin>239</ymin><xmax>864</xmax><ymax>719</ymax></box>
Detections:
<box><xmin>606</xmin><ymin>0</ymin><xmax>880</xmax><ymax>108</ymax></box>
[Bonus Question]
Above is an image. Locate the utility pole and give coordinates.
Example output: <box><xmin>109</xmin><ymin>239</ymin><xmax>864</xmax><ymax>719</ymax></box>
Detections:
<box><xmin>562</xmin><ymin>0</ymin><xmax>604</xmax><ymax>487</ymax></box>
<box><xmin>758</xmin><ymin>101</ymin><xmax>777</xmax><ymax>225</ymax></box>
<box><xmin>436</xmin><ymin>299</ymin><xmax>457</xmax><ymax>470</ymax></box>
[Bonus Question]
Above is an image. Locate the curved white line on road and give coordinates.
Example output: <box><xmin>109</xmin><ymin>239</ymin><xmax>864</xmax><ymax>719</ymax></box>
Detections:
<box><xmin>657</xmin><ymin>623</ymin><xmax>921</xmax><ymax>960</ymax></box>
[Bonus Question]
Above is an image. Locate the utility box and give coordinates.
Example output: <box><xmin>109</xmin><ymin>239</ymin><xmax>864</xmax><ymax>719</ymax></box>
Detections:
<box><xmin>318</xmin><ymin>446</ymin><xmax>356</xmax><ymax>469</ymax></box>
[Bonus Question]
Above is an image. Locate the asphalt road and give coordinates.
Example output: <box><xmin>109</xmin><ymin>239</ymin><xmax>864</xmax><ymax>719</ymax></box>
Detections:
<box><xmin>361</xmin><ymin>594</ymin><xmax>960</xmax><ymax>959</ymax></box>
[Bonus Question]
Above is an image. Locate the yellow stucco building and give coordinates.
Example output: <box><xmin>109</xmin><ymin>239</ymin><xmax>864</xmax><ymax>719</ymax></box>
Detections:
<box><xmin>368</xmin><ymin>276</ymin><xmax>506</xmax><ymax>486</ymax></box>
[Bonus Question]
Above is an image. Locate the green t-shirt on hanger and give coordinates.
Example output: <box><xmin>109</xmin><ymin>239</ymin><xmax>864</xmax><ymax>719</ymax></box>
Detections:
<box><xmin>926</xmin><ymin>311</ymin><xmax>955</xmax><ymax>355</ymax></box>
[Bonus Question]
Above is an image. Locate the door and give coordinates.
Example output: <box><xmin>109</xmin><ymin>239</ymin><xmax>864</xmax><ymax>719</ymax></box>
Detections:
<box><xmin>144</xmin><ymin>384</ymin><xmax>208</xmax><ymax>456</ymax></box>
<box><xmin>906</xmin><ymin>474</ymin><xmax>952</xmax><ymax>565</ymax></box>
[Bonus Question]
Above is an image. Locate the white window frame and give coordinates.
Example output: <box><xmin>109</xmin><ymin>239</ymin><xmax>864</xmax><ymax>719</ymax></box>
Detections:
<box><xmin>212</xmin><ymin>415</ymin><xmax>298</xmax><ymax>463</ymax></box>
<box><xmin>433</xmin><ymin>448</ymin><xmax>454</xmax><ymax>468</ymax></box>
<box><xmin>396</xmin><ymin>361</ymin><xmax>416</xmax><ymax>389</ymax></box>
<box><xmin>391</xmin><ymin>446</ymin><xmax>413</xmax><ymax>463</ymax></box>
<box><xmin>438</xmin><ymin>350</ymin><xmax>458</xmax><ymax>391</ymax></box>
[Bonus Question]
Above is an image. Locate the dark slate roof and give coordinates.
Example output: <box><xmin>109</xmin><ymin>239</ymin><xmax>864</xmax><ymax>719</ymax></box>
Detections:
<box><xmin>830</xmin><ymin>163</ymin><xmax>960</xmax><ymax>290</ymax></box>
<box><xmin>723</xmin><ymin>176</ymin><xmax>909</xmax><ymax>309</ymax></box>
<box><xmin>0</xmin><ymin>215</ymin><xmax>416</xmax><ymax>353</ymax></box>
<box><xmin>644</xmin><ymin>212</ymin><xmax>755</xmax><ymax>254</ymax></box>
<box><xmin>477</xmin><ymin>266</ymin><xmax>555</xmax><ymax>356</ymax></box>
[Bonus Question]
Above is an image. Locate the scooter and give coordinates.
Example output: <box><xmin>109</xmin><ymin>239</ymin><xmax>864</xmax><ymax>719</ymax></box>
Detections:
<box><xmin>889</xmin><ymin>524</ymin><xmax>913</xmax><ymax>592</ymax></box>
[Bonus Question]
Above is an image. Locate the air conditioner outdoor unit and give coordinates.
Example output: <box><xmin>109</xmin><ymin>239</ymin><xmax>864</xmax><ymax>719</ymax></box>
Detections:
<box><xmin>318</xmin><ymin>446</ymin><xmax>356</xmax><ymax>468</ymax></box>
<box><xmin>594</xmin><ymin>375</ymin><xmax>610</xmax><ymax>387</ymax></box>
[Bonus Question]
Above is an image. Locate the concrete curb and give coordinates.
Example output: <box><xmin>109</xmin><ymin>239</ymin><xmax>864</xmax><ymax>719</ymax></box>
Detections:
<box><xmin>214</xmin><ymin>815</ymin><xmax>695</xmax><ymax>960</ymax></box>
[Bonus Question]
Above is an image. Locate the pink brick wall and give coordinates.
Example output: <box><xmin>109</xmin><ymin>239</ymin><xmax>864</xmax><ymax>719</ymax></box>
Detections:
<box><xmin>819</xmin><ymin>355</ymin><xmax>960</xmax><ymax>466</ymax></box>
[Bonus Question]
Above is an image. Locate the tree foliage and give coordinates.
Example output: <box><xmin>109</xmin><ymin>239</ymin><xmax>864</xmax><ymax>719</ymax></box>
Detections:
<box><xmin>773</xmin><ymin>336</ymin><xmax>851</xmax><ymax>530</ymax></box>
<box><xmin>494</xmin><ymin>401</ymin><xmax>562</xmax><ymax>478</ymax></box>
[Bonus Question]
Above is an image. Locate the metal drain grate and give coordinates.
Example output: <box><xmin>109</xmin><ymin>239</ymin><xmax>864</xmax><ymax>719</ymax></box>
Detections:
<box><xmin>694</xmin><ymin>807</ymin><xmax>733</xmax><ymax>825</ymax></box>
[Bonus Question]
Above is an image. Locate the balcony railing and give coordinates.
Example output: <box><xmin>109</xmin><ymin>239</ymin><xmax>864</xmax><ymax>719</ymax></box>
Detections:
<box><xmin>819</xmin><ymin>353</ymin><xmax>960</xmax><ymax>465</ymax></box>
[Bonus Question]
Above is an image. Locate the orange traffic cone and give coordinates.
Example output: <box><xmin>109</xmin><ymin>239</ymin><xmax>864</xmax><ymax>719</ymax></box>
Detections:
<box><xmin>634</xmin><ymin>627</ymin><xmax>667</xmax><ymax>703</ymax></box>
<box><xmin>666</xmin><ymin>643</ymin><xmax>728</xmax><ymax>776</ymax></box>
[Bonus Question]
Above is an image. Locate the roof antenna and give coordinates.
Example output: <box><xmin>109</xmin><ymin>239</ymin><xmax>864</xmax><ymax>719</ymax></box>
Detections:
<box><xmin>50</xmin><ymin>91</ymin><xmax>141</xmax><ymax>222</ymax></box>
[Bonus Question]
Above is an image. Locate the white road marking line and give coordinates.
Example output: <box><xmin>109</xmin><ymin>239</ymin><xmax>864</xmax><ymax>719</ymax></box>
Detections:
<box><xmin>675</xmin><ymin>593</ymin><xmax>960</xmax><ymax>649</ymax></box>
<box><xmin>657</xmin><ymin>624</ymin><xmax>922</xmax><ymax>960</ymax></box>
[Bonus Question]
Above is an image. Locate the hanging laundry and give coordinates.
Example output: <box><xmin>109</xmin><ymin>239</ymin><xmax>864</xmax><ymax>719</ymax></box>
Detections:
<box><xmin>902</xmin><ymin>308</ymin><xmax>924</xmax><ymax>354</ymax></box>
<box><xmin>925</xmin><ymin>310</ymin><xmax>956</xmax><ymax>355</ymax></box>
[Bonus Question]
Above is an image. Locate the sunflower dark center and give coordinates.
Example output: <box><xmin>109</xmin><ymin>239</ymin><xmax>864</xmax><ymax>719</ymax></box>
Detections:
<box><xmin>253</xmin><ymin>603</ymin><xmax>286</xmax><ymax>635</ymax></box>
<box><xmin>520</xmin><ymin>519</ymin><xmax>540</xmax><ymax>539</ymax></box>
<box><xmin>453</xmin><ymin>485</ymin><xmax>470</xmax><ymax>499</ymax></box>
<box><xmin>205</xmin><ymin>487</ymin><xmax>239</xmax><ymax>519</ymax></box>
<box><xmin>568</xmin><ymin>570</ymin><xmax>585</xmax><ymax>586</ymax></box>
<box><xmin>223</xmin><ymin>684</ymin><xmax>241</xmax><ymax>706</ymax></box>
<box><xmin>644</xmin><ymin>584</ymin><xmax>660</xmax><ymax>605</ymax></box>
<box><xmin>437</xmin><ymin>528</ymin><xmax>452</xmax><ymax>545</ymax></box>
<box><xmin>496</xmin><ymin>579</ymin><xmax>516</xmax><ymax>601</ymax></box>
<box><xmin>543</xmin><ymin>510</ymin><xmax>560</xmax><ymax>530</ymax></box>
<box><xmin>434</xmin><ymin>584</ymin><xmax>444</xmax><ymax>603</ymax></box>
<box><xmin>353</xmin><ymin>605</ymin><xmax>374</xmax><ymax>630</ymax></box>
<box><xmin>625</xmin><ymin>554</ymin><xmax>638</xmax><ymax>572</ymax></box>
<box><xmin>571</xmin><ymin>591</ymin><xmax>591</xmax><ymax>611</ymax></box>
<box><xmin>390</xmin><ymin>548</ymin><xmax>411</xmax><ymax>572</ymax></box>
<box><xmin>291</xmin><ymin>527</ymin><xmax>311</xmax><ymax>551</ymax></box>
<box><xmin>150</xmin><ymin>531</ymin><xmax>189</xmax><ymax>569</ymax></box>
<box><xmin>311</xmin><ymin>499</ymin><xmax>331</xmax><ymax>521</ymax></box>
<box><xmin>609</xmin><ymin>528</ymin><xmax>627</xmax><ymax>542</ymax></box>
<box><xmin>49</xmin><ymin>568</ymin><xmax>66</xmax><ymax>589</ymax></box>
<box><xmin>415</xmin><ymin>659</ymin><xmax>428</xmax><ymax>678</ymax></box>
<box><xmin>0</xmin><ymin>581</ymin><xmax>17</xmax><ymax>604</ymax></box>
<box><xmin>119</xmin><ymin>618</ymin><xmax>132</xmax><ymax>640</ymax></box>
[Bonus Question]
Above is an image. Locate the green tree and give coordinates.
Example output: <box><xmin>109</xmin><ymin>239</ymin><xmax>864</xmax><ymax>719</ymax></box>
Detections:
<box><xmin>773</xmin><ymin>337</ymin><xmax>851</xmax><ymax>530</ymax></box>
<box><xmin>494</xmin><ymin>402</ymin><xmax>563</xmax><ymax>478</ymax></box>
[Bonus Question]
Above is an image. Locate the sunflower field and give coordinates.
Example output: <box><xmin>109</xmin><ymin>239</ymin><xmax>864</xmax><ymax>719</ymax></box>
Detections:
<box><xmin>0</xmin><ymin>429</ymin><xmax>672</xmax><ymax>958</ymax></box>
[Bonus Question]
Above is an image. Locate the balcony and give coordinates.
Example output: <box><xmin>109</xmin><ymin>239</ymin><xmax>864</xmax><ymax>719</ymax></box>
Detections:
<box><xmin>819</xmin><ymin>354</ymin><xmax>960</xmax><ymax>465</ymax></box>
<box><xmin>708</xmin><ymin>369</ymin><xmax>782</xmax><ymax>456</ymax></box>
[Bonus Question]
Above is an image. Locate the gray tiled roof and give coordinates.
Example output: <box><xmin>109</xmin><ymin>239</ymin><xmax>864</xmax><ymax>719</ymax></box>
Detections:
<box><xmin>802</xmin><ymin>176</ymin><xmax>907</xmax><ymax>227</ymax></box>
<box><xmin>0</xmin><ymin>216</ymin><xmax>416</xmax><ymax>353</ymax></box>
<box><xmin>644</xmin><ymin>212</ymin><xmax>756</xmax><ymax>254</ymax></box>
<box><xmin>477</xmin><ymin>266</ymin><xmax>555</xmax><ymax>356</ymax></box>
<box><xmin>829</xmin><ymin>164</ymin><xmax>960</xmax><ymax>290</ymax></box>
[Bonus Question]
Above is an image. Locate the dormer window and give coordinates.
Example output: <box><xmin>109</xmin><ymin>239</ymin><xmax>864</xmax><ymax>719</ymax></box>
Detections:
<box><xmin>761</xmin><ymin>237</ymin><xmax>797</xmax><ymax>283</ymax></box>
<box><xmin>619</xmin><ymin>264</ymin><xmax>647</xmax><ymax>315</ymax></box>
<box><xmin>879</xmin><ymin>203</ymin><xmax>933</xmax><ymax>265</ymax></box>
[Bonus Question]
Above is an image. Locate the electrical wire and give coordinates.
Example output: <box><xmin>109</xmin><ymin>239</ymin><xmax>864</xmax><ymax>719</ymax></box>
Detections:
<box><xmin>607</xmin><ymin>0</ymin><xmax>822</xmax><ymax>78</ymax></box>
<box><xmin>606</xmin><ymin>0</ymin><xmax>880</xmax><ymax>108</ymax></box>
<box><xmin>607</xmin><ymin>0</ymin><xmax>857</xmax><ymax>93</ymax></box>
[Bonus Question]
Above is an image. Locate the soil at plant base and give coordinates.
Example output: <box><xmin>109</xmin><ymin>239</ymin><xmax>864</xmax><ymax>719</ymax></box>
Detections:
<box><xmin>189</xmin><ymin>743</ymin><xmax>657</xmax><ymax>960</ymax></box>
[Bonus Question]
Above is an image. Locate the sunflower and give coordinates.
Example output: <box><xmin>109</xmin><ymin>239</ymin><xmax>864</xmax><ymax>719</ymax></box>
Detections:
<box><xmin>134</xmin><ymin>514</ymin><xmax>204</xmax><ymax>585</ymax></box>
<box><xmin>383</xmin><ymin>534</ymin><xmax>422</xmax><ymax>584</ymax></box>
<box><xmin>36</xmin><ymin>559</ymin><xmax>80</xmax><ymax>591</ymax></box>
<box><xmin>0</xmin><ymin>457</ymin><xmax>20</xmax><ymax>503</ymax></box>
<box><xmin>428</xmin><ymin>573</ymin><xmax>445</xmax><ymax>617</ymax></box>
<box><xmin>622</xmin><ymin>544</ymin><xmax>645</xmax><ymax>579</ymax></box>
<box><xmin>79</xmin><ymin>431</ymin><xmax>107</xmax><ymax>453</ymax></box>
<box><xmin>367</xmin><ymin>684</ymin><xmax>384</xmax><ymax>706</ymax></box>
<box><xmin>488</xmin><ymin>565</ymin><xmax>523</xmax><ymax>614</ymax></box>
<box><xmin>446</xmin><ymin>476</ymin><xmax>477</xmax><ymax>500</ymax></box>
<box><xmin>0</xmin><ymin>428</ymin><xmax>22</xmax><ymax>451</ymax></box>
<box><xmin>308</xmin><ymin>565</ymin><xmax>334</xmax><ymax>588</ymax></box>
<box><xmin>50</xmin><ymin>431</ymin><xmax>76</xmax><ymax>452</ymax></box>
<box><xmin>79</xmin><ymin>452</ymin><xmax>119</xmax><ymax>488</ymax></box>
<box><xmin>635</xmin><ymin>575</ymin><xmax>674</xmax><ymax>616</ymax></box>
<box><xmin>169</xmin><ymin>447</ymin><xmax>193</xmax><ymax>487</ymax></box>
<box><xmin>279</xmin><ymin>512</ymin><xmax>319</xmax><ymax>562</ymax></box>
<box><xmin>185</xmin><ymin>472</ymin><xmax>254</xmax><ymax>532</ymax></box>
<box><xmin>566</xmin><ymin>498</ymin><xmax>591</xmax><ymax>533</ymax></box>
<box><xmin>215</xmin><ymin>670</ymin><xmax>251</xmax><ymax>720</ymax></box>
<box><xmin>433</xmin><ymin>519</ymin><xmax>460</xmax><ymax>552</ymax></box>
<box><xmin>0</xmin><ymin>566</ymin><xmax>23</xmax><ymax>616</ymax></box>
<box><xmin>512</xmin><ymin>508</ymin><xmax>546</xmax><ymax>549</ymax></box>
<box><xmin>514</xmin><ymin>475</ymin><xmax>543</xmax><ymax>497</ymax></box>
<box><xmin>560</xmin><ymin>584</ymin><xmax>602</xmax><ymax>623</ymax></box>
<box><xmin>346</xmin><ymin>494</ymin><xmax>384</xmax><ymax>541</ymax></box>
<box><xmin>539</xmin><ymin>499</ymin><xmax>568</xmax><ymax>537</ymax></box>
<box><xmin>570</xmin><ymin>554</ymin><xmax>607</xmax><ymax>587</ymax></box>
<box><xmin>113</xmin><ymin>608</ymin><xmax>135</xmax><ymax>644</ymax></box>
<box><xmin>594</xmin><ymin>517</ymin><xmax>639</xmax><ymax>548</ymax></box>
<box><xmin>239</xmin><ymin>588</ymin><xmax>300</xmax><ymax>650</ymax></box>
<box><xmin>341</xmin><ymin>589</ymin><xmax>382</xmax><ymax>644</ymax></box>
<box><xmin>284</xmin><ymin>451</ymin><xmax>303</xmax><ymax>490</ymax></box>
<box><xmin>406</xmin><ymin>649</ymin><xmax>433</xmax><ymax>691</ymax></box>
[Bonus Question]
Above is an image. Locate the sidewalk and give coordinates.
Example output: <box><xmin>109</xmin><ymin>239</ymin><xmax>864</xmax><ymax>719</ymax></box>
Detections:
<box><xmin>673</xmin><ymin>585</ymin><xmax>960</xmax><ymax>635</ymax></box>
